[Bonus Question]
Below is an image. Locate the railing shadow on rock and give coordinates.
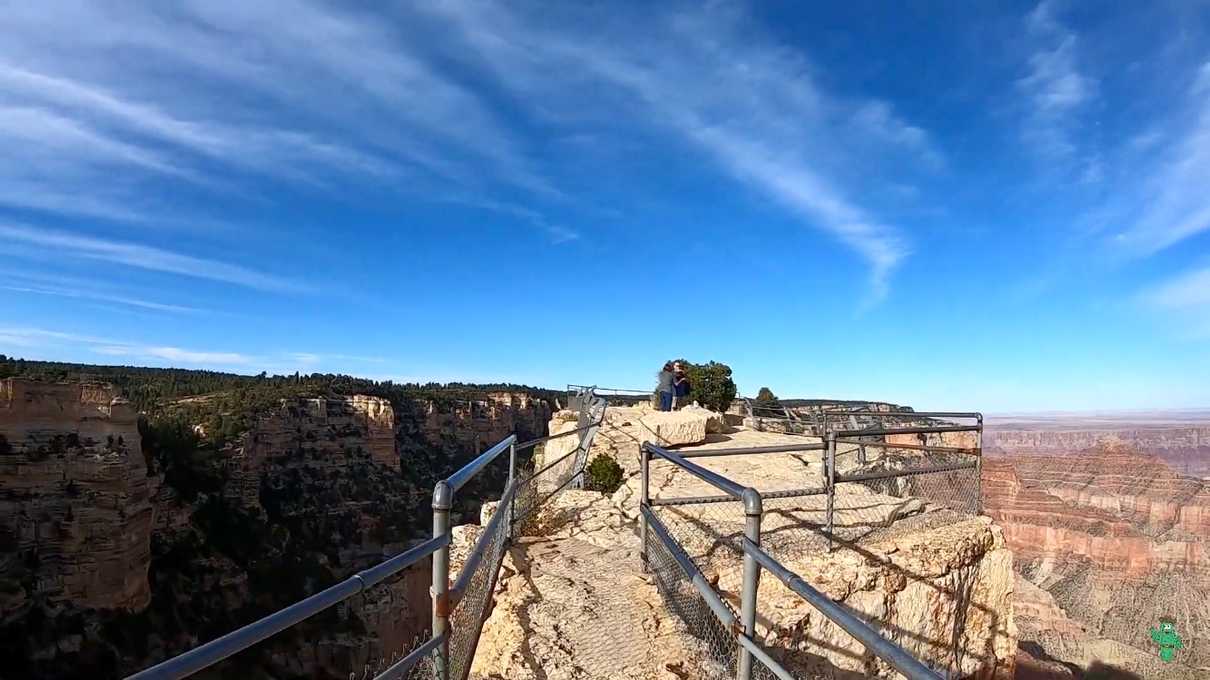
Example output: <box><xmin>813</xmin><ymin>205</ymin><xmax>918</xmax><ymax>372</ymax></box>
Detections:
<box><xmin>125</xmin><ymin>387</ymin><xmax>608</xmax><ymax>680</ymax></box>
<box><xmin>640</xmin><ymin>408</ymin><xmax>985</xmax><ymax>680</ymax></box>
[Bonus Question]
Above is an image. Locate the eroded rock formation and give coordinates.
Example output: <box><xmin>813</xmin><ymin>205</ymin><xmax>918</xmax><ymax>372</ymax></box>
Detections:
<box><xmin>0</xmin><ymin>380</ymin><xmax>153</xmax><ymax>614</ymax></box>
<box><xmin>983</xmin><ymin>443</ymin><xmax>1209</xmax><ymax>678</ymax></box>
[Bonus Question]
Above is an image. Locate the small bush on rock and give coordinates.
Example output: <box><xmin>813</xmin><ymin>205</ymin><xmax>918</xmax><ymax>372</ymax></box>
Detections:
<box><xmin>585</xmin><ymin>454</ymin><xmax>623</xmax><ymax>494</ymax></box>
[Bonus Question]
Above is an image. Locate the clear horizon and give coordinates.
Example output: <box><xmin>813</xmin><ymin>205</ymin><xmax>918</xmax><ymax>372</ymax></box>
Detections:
<box><xmin>2</xmin><ymin>2</ymin><xmax>1209</xmax><ymax>413</ymax></box>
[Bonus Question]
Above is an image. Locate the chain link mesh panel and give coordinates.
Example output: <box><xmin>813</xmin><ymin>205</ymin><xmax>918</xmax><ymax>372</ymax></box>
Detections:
<box><xmin>645</xmin><ymin>514</ymin><xmax>739</xmax><ymax>679</ymax></box>
<box><xmin>651</xmin><ymin>498</ymin><xmax>749</xmax><ymax>616</ymax></box>
<box><xmin>447</xmin><ymin>484</ymin><xmax>514</xmax><ymax>680</ymax></box>
<box><xmin>836</xmin><ymin>444</ymin><xmax>981</xmax><ymax>516</ymax></box>
<box><xmin>359</xmin><ymin>632</ymin><xmax>443</xmax><ymax>680</ymax></box>
<box><xmin>512</xmin><ymin>444</ymin><xmax>581</xmax><ymax>532</ymax></box>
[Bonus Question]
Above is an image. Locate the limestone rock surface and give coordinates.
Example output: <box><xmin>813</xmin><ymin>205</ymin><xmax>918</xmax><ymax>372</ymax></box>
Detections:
<box><xmin>679</xmin><ymin>404</ymin><xmax>727</xmax><ymax>434</ymax></box>
<box><xmin>636</xmin><ymin>410</ymin><xmax>707</xmax><ymax>447</ymax></box>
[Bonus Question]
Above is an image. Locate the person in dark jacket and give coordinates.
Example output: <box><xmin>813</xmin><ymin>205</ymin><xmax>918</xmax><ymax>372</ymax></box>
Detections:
<box><xmin>672</xmin><ymin>362</ymin><xmax>690</xmax><ymax>409</ymax></box>
<box><xmin>656</xmin><ymin>362</ymin><xmax>675</xmax><ymax>411</ymax></box>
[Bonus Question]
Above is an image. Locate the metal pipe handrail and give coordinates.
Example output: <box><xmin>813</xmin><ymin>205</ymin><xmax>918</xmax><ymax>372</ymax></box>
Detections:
<box><xmin>514</xmin><ymin>416</ymin><xmax>604</xmax><ymax>452</ymax></box>
<box><xmin>371</xmin><ymin>632</ymin><xmax>447</xmax><ymax>680</ymax></box>
<box><xmin>643</xmin><ymin>443</ymin><xmax>746</xmax><ymax>499</ymax></box>
<box><xmin>837</xmin><ymin>461</ymin><xmax>978</xmax><ymax>484</ymax></box>
<box><xmin>567</xmin><ymin>384</ymin><xmax>651</xmax><ymax>395</ymax></box>
<box><xmin>834</xmin><ymin>425</ymin><xmax>980</xmax><ymax>437</ymax></box>
<box><xmin>642</xmin><ymin>505</ymin><xmax>738</xmax><ymax>629</ymax></box>
<box><xmin>644</xmin><ymin>503</ymin><xmax>797</xmax><ymax>680</ymax></box>
<box><xmin>742</xmin><ymin>537</ymin><xmax>945</xmax><ymax>680</ymax></box>
<box><xmin>677</xmin><ymin>442</ymin><xmax>826</xmax><ymax>458</ymax></box>
<box><xmin>452</xmin><ymin>480</ymin><xmax>517</xmax><ymax>598</ymax></box>
<box><xmin>445</xmin><ymin>434</ymin><xmax>518</xmax><ymax>492</ymax></box>
<box><xmin>835</xmin><ymin>439</ymin><xmax>978</xmax><ymax>454</ymax></box>
<box><xmin>736</xmin><ymin>636</ymin><xmax>795</xmax><ymax>680</ymax></box>
<box><xmin>125</xmin><ymin>534</ymin><xmax>450</xmax><ymax>680</ymax></box>
<box><xmin>819</xmin><ymin>410</ymin><xmax>982</xmax><ymax>419</ymax></box>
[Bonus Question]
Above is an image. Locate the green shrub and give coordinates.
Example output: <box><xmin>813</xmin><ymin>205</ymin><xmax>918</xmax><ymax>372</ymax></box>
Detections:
<box><xmin>755</xmin><ymin>387</ymin><xmax>779</xmax><ymax>404</ymax></box>
<box><xmin>585</xmin><ymin>455</ymin><xmax>623</xmax><ymax>494</ymax></box>
<box><xmin>673</xmin><ymin>359</ymin><xmax>738</xmax><ymax>413</ymax></box>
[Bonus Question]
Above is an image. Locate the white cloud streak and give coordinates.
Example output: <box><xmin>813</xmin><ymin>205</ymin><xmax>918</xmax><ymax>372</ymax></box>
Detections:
<box><xmin>0</xmin><ymin>326</ymin><xmax>388</xmax><ymax>371</ymax></box>
<box><xmin>1</xmin><ymin>284</ymin><xmax>203</xmax><ymax>314</ymax></box>
<box><xmin>422</xmin><ymin>1</ymin><xmax>928</xmax><ymax>299</ymax></box>
<box><xmin>1017</xmin><ymin>1</ymin><xmax>1097</xmax><ymax>160</ymax></box>
<box><xmin>0</xmin><ymin>224</ymin><xmax>306</xmax><ymax>293</ymax></box>
<box><xmin>1110</xmin><ymin>63</ymin><xmax>1210</xmax><ymax>255</ymax></box>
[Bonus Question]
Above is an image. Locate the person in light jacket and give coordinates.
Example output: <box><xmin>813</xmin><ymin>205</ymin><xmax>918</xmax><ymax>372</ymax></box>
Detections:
<box><xmin>656</xmin><ymin>362</ymin><xmax>675</xmax><ymax>411</ymax></box>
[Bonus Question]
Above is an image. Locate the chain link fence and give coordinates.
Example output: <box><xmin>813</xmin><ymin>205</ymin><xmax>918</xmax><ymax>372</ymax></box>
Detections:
<box><xmin>645</xmin><ymin>513</ymin><xmax>739</xmax><ymax>679</ymax></box>
<box><xmin>649</xmin><ymin>497</ymin><xmax>748</xmax><ymax>616</ymax></box>
<box><xmin>447</xmin><ymin>481</ymin><xmax>515</xmax><ymax>680</ymax></box>
<box><xmin>512</xmin><ymin>442</ymin><xmax>579</xmax><ymax>531</ymax></box>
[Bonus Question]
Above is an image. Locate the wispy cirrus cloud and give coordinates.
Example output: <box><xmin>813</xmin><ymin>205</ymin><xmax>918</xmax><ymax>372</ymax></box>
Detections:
<box><xmin>0</xmin><ymin>326</ymin><xmax>388</xmax><ymax>372</ymax></box>
<box><xmin>0</xmin><ymin>2</ymin><xmax>556</xmax><ymax>214</ymax></box>
<box><xmin>97</xmin><ymin>345</ymin><xmax>253</xmax><ymax>365</ymax></box>
<box><xmin>422</xmin><ymin>1</ymin><xmax>931</xmax><ymax>299</ymax></box>
<box><xmin>0</xmin><ymin>224</ymin><xmax>306</xmax><ymax>293</ymax></box>
<box><xmin>1109</xmin><ymin>66</ymin><xmax>1210</xmax><ymax>256</ymax></box>
<box><xmin>1017</xmin><ymin>0</ymin><xmax>1097</xmax><ymax>161</ymax></box>
<box><xmin>1</xmin><ymin>284</ymin><xmax>203</xmax><ymax>315</ymax></box>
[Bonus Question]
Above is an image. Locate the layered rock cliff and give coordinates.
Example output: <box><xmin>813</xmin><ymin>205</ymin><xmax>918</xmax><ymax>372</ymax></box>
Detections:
<box><xmin>986</xmin><ymin>426</ymin><xmax>1210</xmax><ymax>478</ymax></box>
<box><xmin>983</xmin><ymin>444</ymin><xmax>1209</xmax><ymax>677</ymax></box>
<box><xmin>0</xmin><ymin>380</ymin><xmax>153</xmax><ymax>613</ymax></box>
<box><xmin>0</xmin><ymin>378</ymin><xmax>554</xmax><ymax>679</ymax></box>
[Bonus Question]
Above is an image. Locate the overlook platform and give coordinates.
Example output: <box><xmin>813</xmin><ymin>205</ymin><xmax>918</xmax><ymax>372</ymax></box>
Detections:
<box><xmin>459</xmin><ymin>412</ymin><xmax>1014</xmax><ymax>679</ymax></box>
<box><xmin>121</xmin><ymin>390</ymin><xmax>1007</xmax><ymax>680</ymax></box>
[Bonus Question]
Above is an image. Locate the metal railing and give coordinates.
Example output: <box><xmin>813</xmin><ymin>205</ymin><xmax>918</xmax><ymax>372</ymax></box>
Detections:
<box><xmin>641</xmin><ymin>408</ymin><xmax>984</xmax><ymax>680</ymax></box>
<box><xmin>567</xmin><ymin>383</ymin><xmax>651</xmax><ymax>408</ymax></box>
<box><xmin>127</xmin><ymin>386</ymin><xmax>608</xmax><ymax>680</ymax></box>
<box><xmin>125</xmin><ymin>536</ymin><xmax>451</xmax><ymax>680</ymax></box>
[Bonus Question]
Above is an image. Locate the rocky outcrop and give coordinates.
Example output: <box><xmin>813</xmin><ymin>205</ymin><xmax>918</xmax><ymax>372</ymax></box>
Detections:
<box><xmin>630</xmin><ymin>429</ymin><xmax>1016</xmax><ymax>679</ymax></box>
<box><xmin>636</xmin><ymin>410</ymin><xmax>707</xmax><ymax>447</ymax></box>
<box><xmin>0</xmin><ymin>379</ymin><xmax>153</xmax><ymax>613</ymax></box>
<box><xmin>349</xmin><ymin>395</ymin><xmax>396</xmax><ymax>469</ymax></box>
<box><xmin>984</xmin><ymin>446</ymin><xmax>1210</xmax><ymax>677</ymax></box>
<box><xmin>397</xmin><ymin>392</ymin><xmax>552</xmax><ymax>460</ymax></box>
<box><xmin>471</xmin><ymin>419</ymin><xmax>1018</xmax><ymax>679</ymax></box>
<box><xmin>679</xmin><ymin>404</ymin><xmax>727</xmax><ymax>434</ymax></box>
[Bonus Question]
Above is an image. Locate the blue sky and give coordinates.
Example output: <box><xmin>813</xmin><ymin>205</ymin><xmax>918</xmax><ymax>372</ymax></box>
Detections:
<box><xmin>1</xmin><ymin>1</ymin><xmax>1209</xmax><ymax>412</ymax></box>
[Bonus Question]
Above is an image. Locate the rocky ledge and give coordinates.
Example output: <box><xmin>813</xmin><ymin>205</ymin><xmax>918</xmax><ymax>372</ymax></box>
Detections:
<box><xmin>456</xmin><ymin>409</ymin><xmax>1018</xmax><ymax>679</ymax></box>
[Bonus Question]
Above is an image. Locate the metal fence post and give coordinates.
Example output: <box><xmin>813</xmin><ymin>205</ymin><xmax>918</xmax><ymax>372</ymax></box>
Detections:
<box><xmin>825</xmin><ymin>432</ymin><xmax>836</xmax><ymax>553</ymax></box>
<box><xmin>737</xmin><ymin>487</ymin><xmax>763</xmax><ymax>680</ymax></box>
<box><xmin>431</xmin><ymin>481</ymin><xmax>452</xmax><ymax>680</ymax></box>
<box><xmin>507</xmin><ymin>441</ymin><xmax>517</xmax><ymax>538</ymax></box>
<box><xmin>974</xmin><ymin>414</ymin><xmax>984</xmax><ymax>516</ymax></box>
<box><xmin>640</xmin><ymin>443</ymin><xmax>650</xmax><ymax>572</ymax></box>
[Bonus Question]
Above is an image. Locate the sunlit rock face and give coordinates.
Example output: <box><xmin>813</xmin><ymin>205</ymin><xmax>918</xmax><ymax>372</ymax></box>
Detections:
<box><xmin>0</xmin><ymin>379</ymin><xmax>153</xmax><ymax>612</ymax></box>
<box><xmin>474</xmin><ymin>418</ymin><xmax>1019</xmax><ymax>680</ymax></box>
<box><xmin>983</xmin><ymin>445</ymin><xmax>1210</xmax><ymax>678</ymax></box>
<box><xmin>986</xmin><ymin>427</ymin><xmax>1210</xmax><ymax>479</ymax></box>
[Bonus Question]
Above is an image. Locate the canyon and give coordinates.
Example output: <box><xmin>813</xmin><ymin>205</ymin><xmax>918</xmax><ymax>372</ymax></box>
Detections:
<box><xmin>0</xmin><ymin>377</ymin><xmax>552</xmax><ymax>679</ymax></box>
<box><xmin>985</xmin><ymin>410</ymin><xmax>1210</xmax><ymax>479</ymax></box>
<box><xmin>982</xmin><ymin>426</ymin><xmax>1210</xmax><ymax>678</ymax></box>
